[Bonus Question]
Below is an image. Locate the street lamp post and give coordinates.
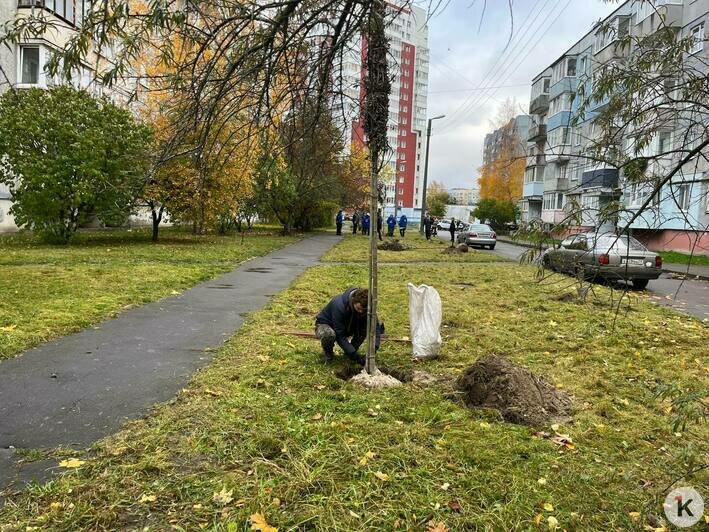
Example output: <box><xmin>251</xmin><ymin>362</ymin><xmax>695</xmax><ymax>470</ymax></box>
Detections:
<box><xmin>419</xmin><ymin>114</ymin><xmax>445</xmax><ymax>233</ymax></box>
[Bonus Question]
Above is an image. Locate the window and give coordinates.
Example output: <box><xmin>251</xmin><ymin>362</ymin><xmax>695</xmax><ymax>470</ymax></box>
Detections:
<box><xmin>690</xmin><ymin>23</ymin><xmax>704</xmax><ymax>54</ymax></box>
<box><xmin>675</xmin><ymin>184</ymin><xmax>691</xmax><ymax>210</ymax></box>
<box><xmin>658</xmin><ymin>131</ymin><xmax>671</xmax><ymax>154</ymax></box>
<box><xmin>566</xmin><ymin>57</ymin><xmax>577</xmax><ymax>77</ymax></box>
<box><xmin>20</xmin><ymin>46</ymin><xmax>40</xmax><ymax>85</ymax></box>
<box><xmin>543</xmin><ymin>78</ymin><xmax>550</xmax><ymax>93</ymax></box>
<box><xmin>556</xmin><ymin>193</ymin><xmax>564</xmax><ymax>210</ymax></box>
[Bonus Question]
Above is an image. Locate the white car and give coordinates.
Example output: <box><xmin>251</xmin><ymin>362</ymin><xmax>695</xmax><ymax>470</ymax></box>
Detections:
<box><xmin>456</xmin><ymin>223</ymin><xmax>497</xmax><ymax>249</ymax></box>
<box><xmin>437</xmin><ymin>219</ymin><xmax>466</xmax><ymax>232</ymax></box>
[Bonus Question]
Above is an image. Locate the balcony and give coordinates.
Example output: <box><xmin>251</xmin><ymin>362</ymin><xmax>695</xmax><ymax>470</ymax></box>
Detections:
<box><xmin>529</xmin><ymin>94</ymin><xmax>549</xmax><ymax>115</ymax></box>
<box><xmin>527</xmin><ymin>154</ymin><xmax>546</xmax><ymax>167</ymax></box>
<box><xmin>581</xmin><ymin>168</ymin><xmax>619</xmax><ymax>190</ymax></box>
<box><xmin>528</xmin><ymin>124</ymin><xmax>547</xmax><ymax>143</ymax></box>
<box><xmin>549</xmin><ymin>77</ymin><xmax>579</xmax><ymax>100</ymax></box>
<box><xmin>544</xmin><ymin>178</ymin><xmax>569</xmax><ymax>192</ymax></box>
<box><xmin>523</xmin><ymin>181</ymin><xmax>544</xmax><ymax>199</ymax></box>
<box><xmin>545</xmin><ymin>150</ymin><xmax>570</xmax><ymax>163</ymax></box>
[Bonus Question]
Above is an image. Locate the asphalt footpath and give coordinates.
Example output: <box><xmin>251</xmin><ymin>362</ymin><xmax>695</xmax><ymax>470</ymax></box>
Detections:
<box><xmin>0</xmin><ymin>233</ymin><xmax>340</xmax><ymax>494</ymax></box>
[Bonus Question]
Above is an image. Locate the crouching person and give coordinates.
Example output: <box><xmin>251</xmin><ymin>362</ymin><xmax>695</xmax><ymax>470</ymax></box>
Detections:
<box><xmin>315</xmin><ymin>287</ymin><xmax>384</xmax><ymax>366</ymax></box>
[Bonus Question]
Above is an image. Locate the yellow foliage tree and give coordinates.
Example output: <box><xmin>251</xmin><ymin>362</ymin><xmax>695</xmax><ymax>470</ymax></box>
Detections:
<box><xmin>477</xmin><ymin>120</ymin><xmax>526</xmax><ymax>202</ymax></box>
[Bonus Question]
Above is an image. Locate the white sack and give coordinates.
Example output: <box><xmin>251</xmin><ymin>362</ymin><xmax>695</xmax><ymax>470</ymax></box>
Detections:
<box><xmin>407</xmin><ymin>283</ymin><xmax>442</xmax><ymax>360</ymax></box>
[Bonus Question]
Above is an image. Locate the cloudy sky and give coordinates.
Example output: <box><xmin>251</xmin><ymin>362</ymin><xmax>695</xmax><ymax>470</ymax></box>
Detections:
<box><xmin>423</xmin><ymin>0</ymin><xmax>619</xmax><ymax>190</ymax></box>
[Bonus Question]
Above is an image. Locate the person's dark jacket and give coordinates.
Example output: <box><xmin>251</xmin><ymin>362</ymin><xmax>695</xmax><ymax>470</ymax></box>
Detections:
<box><xmin>387</xmin><ymin>214</ymin><xmax>396</xmax><ymax>229</ymax></box>
<box><xmin>399</xmin><ymin>215</ymin><xmax>408</xmax><ymax>228</ymax></box>
<box><xmin>424</xmin><ymin>216</ymin><xmax>433</xmax><ymax>229</ymax></box>
<box><xmin>352</xmin><ymin>212</ymin><xmax>359</xmax><ymax>225</ymax></box>
<box><xmin>336</xmin><ymin>211</ymin><xmax>343</xmax><ymax>224</ymax></box>
<box><xmin>377</xmin><ymin>213</ymin><xmax>383</xmax><ymax>230</ymax></box>
<box><xmin>315</xmin><ymin>288</ymin><xmax>379</xmax><ymax>357</ymax></box>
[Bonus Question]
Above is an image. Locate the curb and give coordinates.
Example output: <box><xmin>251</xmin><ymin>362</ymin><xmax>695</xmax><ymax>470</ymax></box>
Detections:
<box><xmin>497</xmin><ymin>238</ymin><xmax>709</xmax><ymax>281</ymax></box>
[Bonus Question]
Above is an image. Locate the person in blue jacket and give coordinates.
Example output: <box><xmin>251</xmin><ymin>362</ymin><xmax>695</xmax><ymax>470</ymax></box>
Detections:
<box><xmin>315</xmin><ymin>287</ymin><xmax>383</xmax><ymax>365</ymax></box>
<box><xmin>398</xmin><ymin>214</ymin><xmax>408</xmax><ymax>237</ymax></box>
<box><xmin>386</xmin><ymin>213</ymin><xmax>396</xmax><ymax>237</ymax></box>
<box><xmin>362</xmin><ymin>212</ymin><xmax>371</xmax><ymax>235</ymax></box>
<box><xmin>335</xmin><ymin>210</ymin><xmax>344</xmax><ymax>235</ymax></box>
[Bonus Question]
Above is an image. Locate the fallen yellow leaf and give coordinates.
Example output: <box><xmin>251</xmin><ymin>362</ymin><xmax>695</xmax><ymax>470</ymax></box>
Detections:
<box><xmin>373</xmin><ymin>471</ymin><xmax>390</xmax><ymax>481</ymax></box>
<box><xmin>349</xmin><ymin>510</ymin><xmax>361</xmax><ymax>519</ymax></box>
<box><xmin>0</xmin><ymin>325</ymin><xmax>17</xmax><ymax>332</ymax></box>
<box><xmin>547</xmin><ymin>515</ymin><xmax>559</xmax><ymax>530</ymax></box>
<box><xmin>543</xmin><ymin>502</ymin><xmax>554</xmax><ymax>512</ymax></box>
<box><xmin>311</xmin><ymin>413</ymin><xmax>323</xmax><ymax>421</ymax></box>
<box><xmin>58</xmin><ymin>458</ymin><xmax>85</xmax><ymax>468</ymax></box>
<box><xmin>139</xmin><ymin>494</ymin><xmax>157</xmax><ymax>503</ymax></box>
<box><xmin>534</xmin><ymin>513</ymin><xmax>543</xmax><ymax>525</ymax></box>
<box><xmin>537</xmin><ymin>478</ymin><xmax>547</xmax><ymax>485</ymax></box>
<box><xmin>250</xmin><ymin>512</ymin><xmax>278</xmax><ymax>532</ymax></box>
<box><xmin>440</xmin><ymin>482</ymin><xmax>450</xmax><ymax>490</ymax></box>
<box><xmin>629</xmin><ymin>512</ymin><xmax>640</xmax><ymax>521</ymax></box>
<box><xmin>213</xmin><ymin>487</ymin><xmax>234</xmax><ymax>505</ymax></box>
<box><xmin>426</xmin><ymin>520</ymin><xmax>448</xmax><ymax>532</ymax></box>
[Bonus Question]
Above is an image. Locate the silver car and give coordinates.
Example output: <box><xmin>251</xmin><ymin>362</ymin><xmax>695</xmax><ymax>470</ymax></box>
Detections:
<box><xmin>456</xmin><ymin>223</ymin><xmax>497</xmax><ymax>249</ymax></box>
<box><xmin>542</xmin><ymin>232</ymin><xmax>663</xmax><ymax>289</ymax></box>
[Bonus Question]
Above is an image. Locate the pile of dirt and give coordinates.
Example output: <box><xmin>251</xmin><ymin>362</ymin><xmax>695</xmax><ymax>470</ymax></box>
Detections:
<box><xmin>442</xmin><ymin>244</ymin><xmax>469</xmax><ymax>255</ymax></box>
<box><xmin>454</xmin><ymin>354</ymin><xmax>572</xmax><ymax>426</ymax></box>
<box><xmin>378</xmin><ymin>240</ymin><xmax>408</xmax><ymax>251</ymax></box>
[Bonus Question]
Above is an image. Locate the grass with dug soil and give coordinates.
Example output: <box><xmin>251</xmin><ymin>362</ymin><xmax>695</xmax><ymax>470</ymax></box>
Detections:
<box><xmin>322</xmin><ymin>231</ymin><xmax>505</xmax><ymax>263</ymax></box>
<box><xmin>1</xmin><ymin>258</ymin><xmax>706</xmax><ymax>530</ymax></box>
<box><xmin>0</xmin><ymin>228</ymin><xmax>298</xmax><ymax>360</ymax></box>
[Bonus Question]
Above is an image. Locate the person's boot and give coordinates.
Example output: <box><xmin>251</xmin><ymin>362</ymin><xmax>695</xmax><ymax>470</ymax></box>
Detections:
<box><xmin>321</xmin><ymin>347</ymin><xmax>334</xmax><ymax>363</ymax></box>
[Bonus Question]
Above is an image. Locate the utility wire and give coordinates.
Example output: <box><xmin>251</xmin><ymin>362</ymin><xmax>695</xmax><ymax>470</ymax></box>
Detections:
<box><xmin>436</xmin><ymin>0</ymin><xmax>551</xmax><ymax>133</ymax></box>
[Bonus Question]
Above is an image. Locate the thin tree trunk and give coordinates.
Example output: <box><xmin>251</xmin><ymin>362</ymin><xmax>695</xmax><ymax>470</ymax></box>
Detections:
<box><xmin>365</xmin><ymin>150</ymin><xmax>379</xmax><ymax>375</ymax></box>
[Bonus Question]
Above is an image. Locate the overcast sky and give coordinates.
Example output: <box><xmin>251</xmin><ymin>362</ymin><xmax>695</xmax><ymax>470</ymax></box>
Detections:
<box><xmin>424</xmin><ymin>0</ymin><xmax>619</xmax><ymax>190</ymax></box>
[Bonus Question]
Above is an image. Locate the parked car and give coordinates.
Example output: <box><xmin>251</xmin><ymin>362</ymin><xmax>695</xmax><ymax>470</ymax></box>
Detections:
<box><xmin>437</xmin><ymin>219</ymin><xmax>467</xmax><ymax>231</ymax></box>
<box><xmin>541</xmin><ymin>232</ymin><xmax>662</xmax><ymax>289</ymax></box>
<box><xmin>456</xmin><ymin>223</ymin><xmax>497</xmax><ymax>249</ymax></box>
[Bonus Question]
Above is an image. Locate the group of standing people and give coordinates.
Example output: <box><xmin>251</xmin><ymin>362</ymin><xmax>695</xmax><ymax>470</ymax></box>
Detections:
<box><xmin>337</xmin><ymin>209</ymin><xmax>410</xmax><ymax>240</ymax></box>
<box><xmin>421</xmin><ymin>212</ymin><xmax>440</xmax><ymax>241</ymax></box>
<box><xmin>385</xmin><ymin>213</ymin><xmax>408</xmax><ymax>237</ymax></box>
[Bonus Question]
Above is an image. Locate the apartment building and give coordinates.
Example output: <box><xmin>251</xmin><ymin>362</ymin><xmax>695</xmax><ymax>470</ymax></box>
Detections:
<box><xmin>448</xmin><ymin>187</ymin><xmax>479</xmax><ymax>206</ymax></box>
<box><xmin>521</xmin><ymin>0</ymin><xmax>708</xmax><ymax>253</ymax></box>
<box><xmin>0</xmin><ymin>1</ymin><xmax>141</xmax><ymax>232</ymax></box>
<box><xmin>483</xmin><ymin>114</ymin><xmax>530</xmax><ymax>166</ymax></box>
<box><xmin>337</xmin><ymin>2</ymin><xmax>429</xmax><ymax>222</ymax></box>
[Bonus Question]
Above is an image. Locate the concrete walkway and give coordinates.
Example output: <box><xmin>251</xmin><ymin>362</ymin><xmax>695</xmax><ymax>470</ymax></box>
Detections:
<box><xmin>0</xmin><ymin>234</ymin><xmax>340</xmax><ymax>493</ymax></box>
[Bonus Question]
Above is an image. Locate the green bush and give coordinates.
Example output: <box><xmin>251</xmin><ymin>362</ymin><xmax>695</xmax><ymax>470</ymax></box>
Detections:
<box><xmin>0</xmin><ymin>86</ymin><xmax>152</xmax><ymax>243</ymax></box>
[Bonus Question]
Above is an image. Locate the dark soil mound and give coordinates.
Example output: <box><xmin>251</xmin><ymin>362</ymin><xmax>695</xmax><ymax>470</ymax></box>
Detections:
<box><xmin>454</xmin><ymin>354</ymin><xmax>572</xmax><ymax>426</ymax></box>
<box><xmin>442</xmin><ymin>244</ymin><xmax>469</xmax><ymax>254</ymax></box>
<box><xmin>378</xmin><ymin>239</ymin><xmax>408</xmax><ymax>251</ymax></box>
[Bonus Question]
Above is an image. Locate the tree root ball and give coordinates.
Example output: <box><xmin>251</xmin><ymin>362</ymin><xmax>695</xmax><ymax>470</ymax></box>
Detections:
<box><xmin>350</xmin><ymin>368</ymin><xmax>402</xmax><ymax>389</ymax></box>
<box><xmin>378</xmin><ymin>239</ymin><xmax>408</xmax><ymax>251</ymax></box>
<box><xmin>454</xmin><ymin>354</ymin><xmax>572</xmax><ymax>426</ymax></box>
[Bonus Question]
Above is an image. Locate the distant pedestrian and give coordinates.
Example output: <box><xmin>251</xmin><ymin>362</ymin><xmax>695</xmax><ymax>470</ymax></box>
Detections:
<box><xmin>352</xmin><ymin>211</ymin><xmax>359</xmax><ymax>235</ymax></box>
<box><xmin>449</xmin><ymin>217</ymin><xmax>457</xmax><ymax>246</ymax></box>
<box><xmin>386</xmin><ymin>214</ymin><xmax>396</xmax><ymax>237</ymax></box>
<box><xmin>423</xmin><ymin>211</ymin><xmax>433</xmax><ymax>241</ymax></box>
<box><xmin>362</xmin><ymin>212</ymin><xmax>371</xmax><ymax>235</ymax></box>
<box><xmin>399</xmin><ymin>214</ymin><xmax>408</xmax><ymax>237</ymax></box>
<box><xmin>432</xmin><ymin>218</ymin><xmax>438</xmax><ymax>236</ymax></box>
<box><xmin>376</xmin><ymin>210</ymin><xmax>383</xmax><ymax>241</ymax></box>
<box><xmin>336</xmin><ymin>210</ymin><xmax>344</xmax><ymax>236</ymax></box>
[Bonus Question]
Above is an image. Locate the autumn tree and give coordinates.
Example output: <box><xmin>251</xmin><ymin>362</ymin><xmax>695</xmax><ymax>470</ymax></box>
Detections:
<box><xmin>426</xmin><ymin>181</ymin><xmax>452</xmax><ymax>218</ymax></box>
<box><xmin>254</xmin><ymin>98</ymin><xmax>345</xmax><ymax>235</ymax></box>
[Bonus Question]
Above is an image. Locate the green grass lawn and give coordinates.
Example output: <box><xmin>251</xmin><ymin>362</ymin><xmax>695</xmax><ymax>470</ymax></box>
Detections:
<box><xmin>0</xmin><ymin>228</ymin><xmax>298</xmax><ymax>360</ymax></box>
<box><xmin>322</xmin><ymin>231</ymin><xmax>506</xmax><ymax>263</ymax></box>
<box><xmin>2</xmin><ymin>255</ymin><xmax>706</xmax><ymax>530</ymax></box>
<box><xmin>660</xmin><ymin>250</ymin><xmax>709</xmax><ymax>267</ymax></box>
